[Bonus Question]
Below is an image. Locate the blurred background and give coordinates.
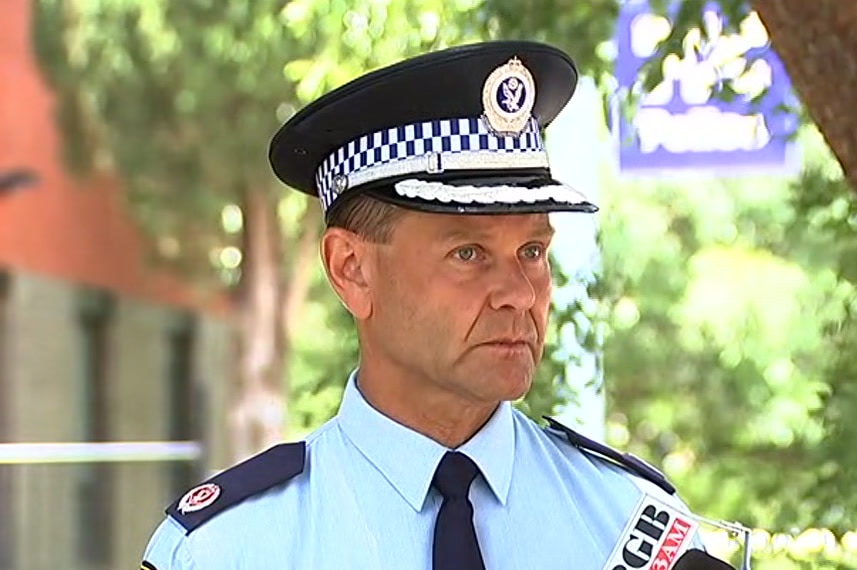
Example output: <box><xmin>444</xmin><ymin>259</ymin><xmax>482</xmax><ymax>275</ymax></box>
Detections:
<box><xmin>1</xmin><ymin>0</ymin><xmax>856</xmax><ymax>568</ymax></box>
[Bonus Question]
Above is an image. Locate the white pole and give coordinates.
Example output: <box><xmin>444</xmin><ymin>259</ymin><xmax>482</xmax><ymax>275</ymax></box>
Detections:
<box><xmin>0</xmin><ymin>441</ymin><xmax>202</xmax><ymax>464</ymax></box>
<box><xmin>546</xmin><ymin>76</ymin><xmax>607</xmax><ymax>441</ymax></box>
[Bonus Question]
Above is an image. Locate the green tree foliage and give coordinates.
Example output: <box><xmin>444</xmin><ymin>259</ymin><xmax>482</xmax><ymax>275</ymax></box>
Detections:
<box><xmin>476</xmin><ymin>0</ymin><xmax>619</xmax><ymax>82</ymax></box>
<box><xmin>787</xmin><ymin>165</ymin><xmax>857</xmax><ymax>536</ymax></box>
<box><xmin>595</xmin><ymin>123</ymin><xmax>857</xmax><ymax>567</ymax></box>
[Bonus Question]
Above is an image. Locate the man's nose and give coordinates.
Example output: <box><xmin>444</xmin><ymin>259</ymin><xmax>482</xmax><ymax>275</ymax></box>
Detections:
<box><xmin>487</xmin><ymin>259</ymin><xmax>537</xmax><ymax>312</ymax></box>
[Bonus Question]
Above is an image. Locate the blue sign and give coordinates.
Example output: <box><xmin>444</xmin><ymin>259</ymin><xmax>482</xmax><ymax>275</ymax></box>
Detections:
<box><xmin>613</xmin><ymin>0</ymin><xmax>800</xmax><ymax>174</ymax></box>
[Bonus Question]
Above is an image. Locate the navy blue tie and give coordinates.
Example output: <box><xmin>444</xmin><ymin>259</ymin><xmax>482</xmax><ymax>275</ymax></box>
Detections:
<box><xmin>432</xmin><ymin>452</ymin><xmax>486</xmax><ymax>570</ymax></box>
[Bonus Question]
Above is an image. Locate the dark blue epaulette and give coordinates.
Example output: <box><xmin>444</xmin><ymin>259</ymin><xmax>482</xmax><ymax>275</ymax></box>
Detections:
<box><xmin>544</xmin><ymin>417</ymin><xmax>676</xmax><ymax>495</ymax></box>
<box><xmin>166</xmin><ymin>441</ymin><xmax>306</xmax><ymax>534</ymax></box>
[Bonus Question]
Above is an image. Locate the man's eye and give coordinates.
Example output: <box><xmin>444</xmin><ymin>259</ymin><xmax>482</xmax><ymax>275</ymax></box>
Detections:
<box><xmin>454</xmin><ymin>246</ymin><xmax>479</xmax><ymax>262</ymax></box>
<box><xmin>521</xmin><ymin>244</ymin><xmax>544</xmax><ymax>259</ymax></box>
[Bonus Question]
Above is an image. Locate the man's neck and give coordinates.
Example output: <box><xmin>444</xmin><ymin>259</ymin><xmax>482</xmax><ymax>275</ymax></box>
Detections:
<box><xmin>355</xmin><ymin>372</ymin><xmax>499</xmax><ymax>449</ymax></box>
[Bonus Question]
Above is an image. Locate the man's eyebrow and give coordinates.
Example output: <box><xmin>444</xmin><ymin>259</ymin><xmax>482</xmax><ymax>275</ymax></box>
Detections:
<box><xmin>436</xmin><ymin>229</ymin><xmax>490</xmax><ymax>242</ymax></box>
<box><xmin>532</xmin><ymin>223</ymin><xmax>556</xmax><ymax>240</ymax></box>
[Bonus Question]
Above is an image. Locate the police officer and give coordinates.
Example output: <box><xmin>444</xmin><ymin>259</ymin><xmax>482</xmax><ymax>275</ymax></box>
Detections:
<box><xmin>141</xmin><ymin>41</ymin><xmax>737</xmax><ymax>570</ymax></box>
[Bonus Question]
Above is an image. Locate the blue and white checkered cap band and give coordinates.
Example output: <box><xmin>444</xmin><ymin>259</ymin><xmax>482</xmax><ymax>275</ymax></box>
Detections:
<box><xmin>315</xmin><ymin>116</ymin><xmax>548</xmax><ymax>212</ymax></box>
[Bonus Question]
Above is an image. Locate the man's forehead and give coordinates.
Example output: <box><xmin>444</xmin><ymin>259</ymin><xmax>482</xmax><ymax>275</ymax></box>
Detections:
<box><xmin>402</xmin><ymin>211</ymin><xmax>554</xmax><ymax>237</ymax></box>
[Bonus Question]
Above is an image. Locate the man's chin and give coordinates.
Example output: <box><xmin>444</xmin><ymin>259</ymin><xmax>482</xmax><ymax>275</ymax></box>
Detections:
<box><xmin>494</xmin><ymin>374</ymin><xmax>533</xmax><ymax>403</ymax></box>
<box><xmin>455</xmin><ymin>356</ymin><xmax>536</xmax><ymax>401</ymax></box>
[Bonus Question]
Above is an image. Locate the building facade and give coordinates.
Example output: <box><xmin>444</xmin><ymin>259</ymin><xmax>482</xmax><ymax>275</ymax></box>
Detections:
<box><xmin>0</xmin><ymin>1</ymin><xmax>236</xmax><ymax>569</ymax></box>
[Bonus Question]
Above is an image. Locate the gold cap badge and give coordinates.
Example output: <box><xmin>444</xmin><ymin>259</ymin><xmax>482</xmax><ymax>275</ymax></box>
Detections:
<box><xmin>481</xmin><ymin>57</ymin><xmax>536</xmax><ymax>136</ymax></box>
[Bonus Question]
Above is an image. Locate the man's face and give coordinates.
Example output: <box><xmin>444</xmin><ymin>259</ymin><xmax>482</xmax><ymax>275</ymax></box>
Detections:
<box><xmin>362</xmin><ymin>210</ymin><xmax>555</xmax><ymax>406</ymax></box>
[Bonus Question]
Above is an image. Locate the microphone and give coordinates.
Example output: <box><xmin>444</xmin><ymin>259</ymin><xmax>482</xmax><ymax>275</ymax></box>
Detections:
<box><xmin>674</xmin><ymin>549</ymin><xmax>736</xmax><ymax>569</ymax></box>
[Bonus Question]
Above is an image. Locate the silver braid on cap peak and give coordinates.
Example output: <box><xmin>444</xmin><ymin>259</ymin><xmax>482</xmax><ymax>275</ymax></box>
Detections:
<box><xmin>314</xmin><ymin>117</ymin><xmax>548</xmax><ymax>212</ymax></box>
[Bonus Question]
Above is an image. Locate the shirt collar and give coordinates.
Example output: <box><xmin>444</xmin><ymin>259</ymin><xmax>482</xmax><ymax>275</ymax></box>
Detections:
<box><xmin>336</xmin><ymin>371</ymin><xmax>516</xmax><ymax>511</ymax></box>
<box><xmin>458</xmin><ymin>396</ymin><xmax>515</xmax><ymax>506</ymax></box>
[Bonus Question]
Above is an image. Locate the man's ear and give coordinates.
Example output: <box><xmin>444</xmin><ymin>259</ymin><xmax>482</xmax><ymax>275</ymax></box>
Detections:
<box><xmin>320</xmin><ymin>228</ymin><xmax>373</xmax><ymax>319</ymax></box>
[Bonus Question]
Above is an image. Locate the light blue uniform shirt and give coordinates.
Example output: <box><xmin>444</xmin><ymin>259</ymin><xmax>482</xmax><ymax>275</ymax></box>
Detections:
<box><xmin>143</xmin><ymin>374</ymin><xmax>701</xmax><ymax>569</ymax></box>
